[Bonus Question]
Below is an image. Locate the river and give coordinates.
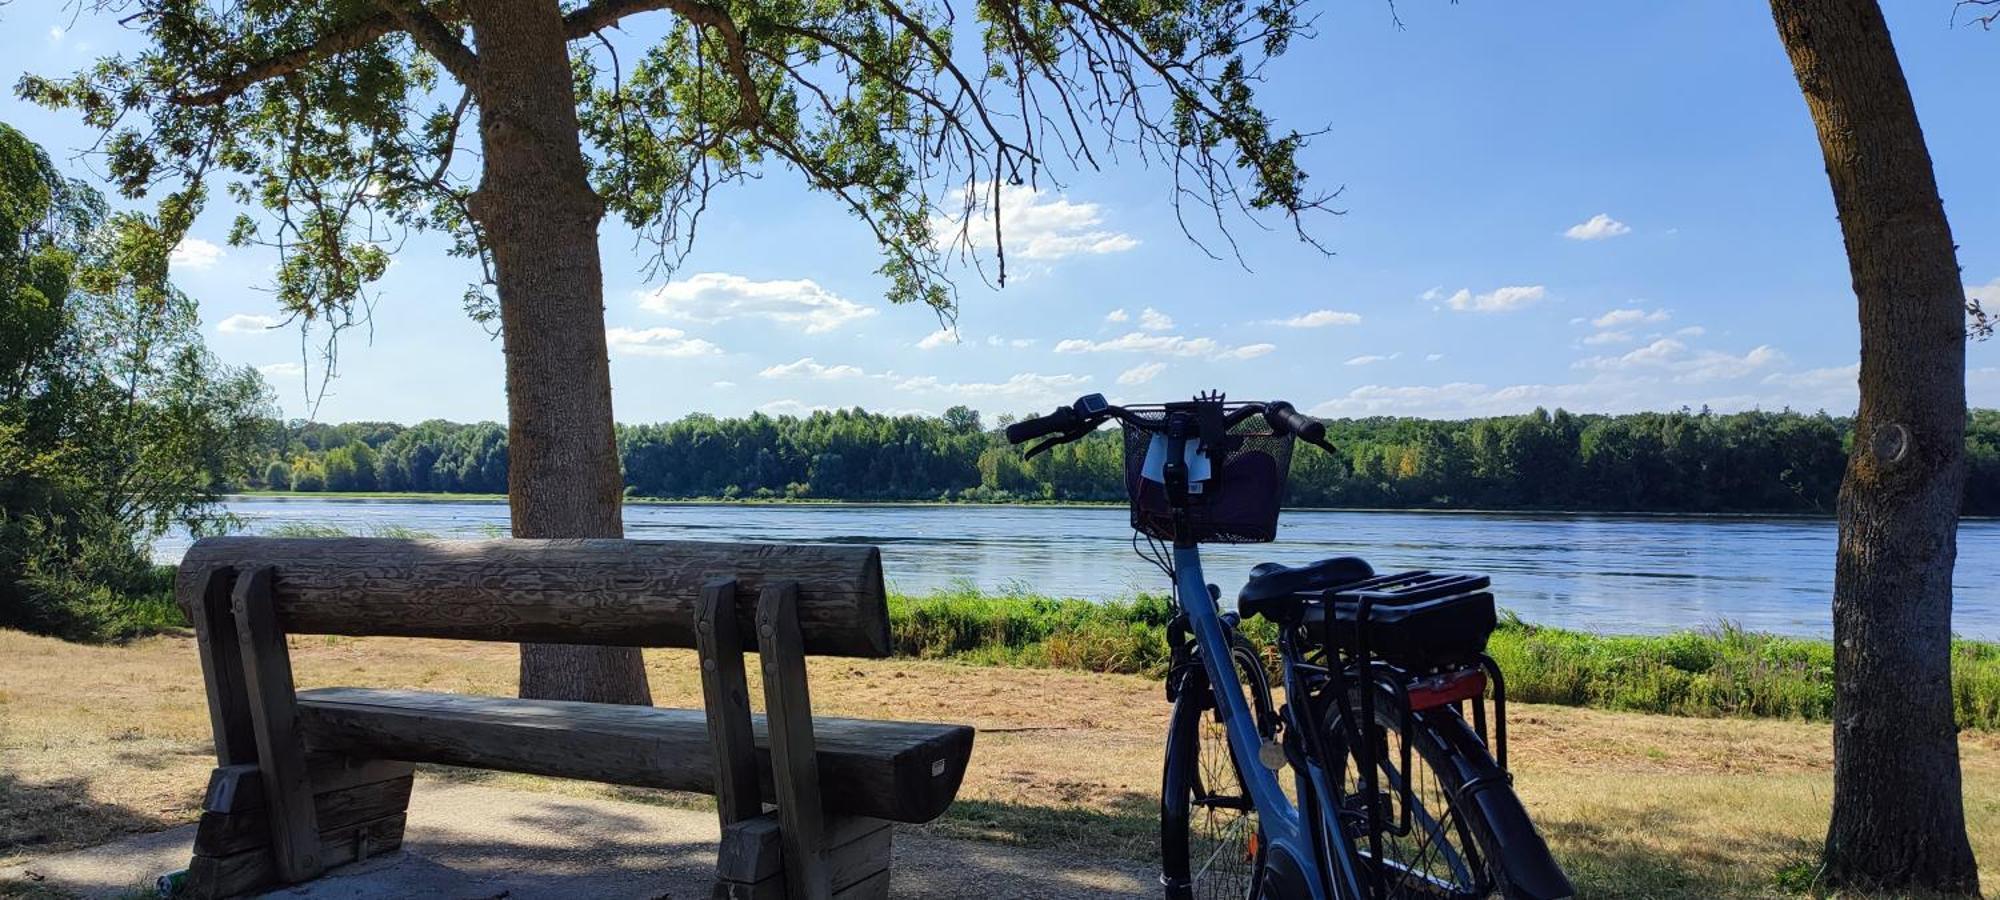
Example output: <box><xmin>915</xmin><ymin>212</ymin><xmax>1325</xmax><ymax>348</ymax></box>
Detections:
<box><xmin>153</xmin><ymin>497</ymin><xmax>2000</xmax><ymax>640</ymax></box>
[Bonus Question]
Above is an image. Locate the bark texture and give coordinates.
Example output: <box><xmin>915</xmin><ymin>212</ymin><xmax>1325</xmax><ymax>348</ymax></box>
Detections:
<box><xmin>1769</xmin><ymin>0</ymin><xmax>1978</xmax><ymax>892</ymax></box>
<box><xmin>465</xmin><ymin>0</ymin><xmax>650</xmax><ymax>705</ymax></box>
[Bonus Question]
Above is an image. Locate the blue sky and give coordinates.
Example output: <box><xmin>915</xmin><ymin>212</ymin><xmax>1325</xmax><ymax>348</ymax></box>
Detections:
<box><xmin>6</xmin><ymin>1</ymin><xmax>1999</xmax><ymax>424</ymax></box>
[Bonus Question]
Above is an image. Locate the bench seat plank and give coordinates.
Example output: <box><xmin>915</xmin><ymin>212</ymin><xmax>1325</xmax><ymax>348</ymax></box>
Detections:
<box><xmin>295</xmin><ymin>688</ymin><xmax>973</xmax><ymax>824</ymax></box>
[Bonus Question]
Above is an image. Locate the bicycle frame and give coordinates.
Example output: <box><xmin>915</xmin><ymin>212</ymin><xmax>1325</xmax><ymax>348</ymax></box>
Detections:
<box><xmin>1172</xmin><ymin>542</ymin><xmax>1368</xmax><ymax>899</ymax></box>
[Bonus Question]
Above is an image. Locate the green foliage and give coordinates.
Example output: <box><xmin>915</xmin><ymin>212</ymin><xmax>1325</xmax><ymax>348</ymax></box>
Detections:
<box><xmin>245</xmin><ymin>405</ymin><xmax>2000</xmax><ymax>514</ymax></box>
<box><xmin>890</xmin><ymin>585</ymin><xmax>1179</xmax><ymax>674</ymax></box>
<box><xmin>885</xmin><ymin>589</ymin><xmax>2000</xmax><ymax>730</ymax></box>
<box><xmin>21</xmin><ymin>0</ymin><xmax>1329</xmax><ymax>334</ymax></box>
<box><xmin>0</xmin><ymin>123</ymin><xmax>274</xmax><ymax>641</ymax></box>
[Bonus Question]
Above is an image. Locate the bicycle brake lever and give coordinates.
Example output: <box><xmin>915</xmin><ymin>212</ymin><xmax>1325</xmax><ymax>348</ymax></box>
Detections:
<box><xmin>1023</xmin><ymin>434</ymin><xmax>1068</xmax><ymax>459</ymax></box>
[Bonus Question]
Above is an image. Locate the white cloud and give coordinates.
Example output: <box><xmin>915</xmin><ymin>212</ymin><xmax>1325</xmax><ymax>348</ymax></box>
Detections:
<box><xmin>986</xmin><ymin>335</ymin><xmax>1036</xmax><ymax>348</ymax></box>
<box><xmin>1445</xmin><ymin>285</ymin><xmax>1547</xmax><ymax>313</ymax></box>
<box><xmin>1118</xmin><ymin>362</ymin><xmax>1167</xmax><ymax>386</ymax></box>
<box><xmin>1105</xmin><ymin>308</ymin><xmax>1130</xmax><ymax>324</ymax></box>
<box><xmin>916</xmin><ymin>329</ymin><xmax>957</xmax><ymax>350</ymax></box>
<box><xmin>935</xmin><ymin>184</ymin><xmax>1139</xmax><ymax>261</ymax></box>
<box><xmin>1345</xmin><ymin>353</ymin><xmax>1400</xmax><ymax>366</ymax></box>
<box><xmin>1576</xmin><ymin>338</ymin><xmax>1784</xmax><ymax>383</ymax></box>
<box><xmin>1674</xmin><ymin>326</ymin><xmax>1707</xmax><ymax>337</ymax></box>
<box><xmin>1055</xmin><ymin>332</ymin><xmax>1219</xmax><ymax>357</ymax></box>
<box><xmin>217</xmin><ymin>313</ymin><xmax>280</xmax><ymax>335</ymax></box>
<box><xmin>1419</xmin><ymin>287</ymin><xmax>1445</xmax><ymax>303</ymax></box>
<box><xmin>758</xmin><ymin>399</ymin><xmax>830</xmax><ymax>416</ymax></box>
<box><xmin>1425</xmin><ymin>353</ymin><xmax>1445</xmax><ymax>362</ymax></box>
<box><xmin>605</xmin><ymin>326</ymin><xmax>723</xmax><ymax>358</ymax></box>
<box><xmin>171</xmin><ymin>238</ymin><xmax>225</xmax><ymax>271</ymax></box>
<box><xmin>895</xmin><ymin>372</ymin><xmax>1092</xmax><ymax>408</ymax></box>
<box><xmin>1582</xmin><ymin>330</ymin><xmax>1633</xmax><ymax>346</ymax></box>
<box><xmin>1222</xmin><ymin>343</ymin><xmax>1276</xmax><ymax>361</ymax></box>
<box><xmin>48</xmin><ymin>26</ymin><xmax>64</xmax><ymax>42</ymax></box>
<box><xmin>713</xmin><ymin>381</ymin><xmax>737</xmax><ymax>389</ymax></box>
<box><xmin>257</xmin><ymin>362</ymin><xmax>303</xmax><ymax>377</ymax></box>
<box><xmin>1307</xmin><ymin>380</ymin><xmax>1672</xmax><ymax>419</ymax></box>
<box><xmin>1139</xmin><ymin>308</ymin><xmax>1175</xmax><ymax>332</ymax></box>
<box><xmin>1591</xmin><ymin>307</ymin><xmax>1670</xmax><ymax>329</ymax></box>
<box><xmin>1763</xmin><ymin>364</ymin><xmax>1858</xmax><ymax>391</ymax></box>
<box><xmin>1309</xmin><ymin>353</ymin><xmax>1864</xmax><ymax>419</ymax></box>
<box><xmin>1266</xmin><ymin>310</ymin><xmax>1362</xmax><ymax>328</ymax></box>
<box><xmin>638</xmin><ymin>272</ymin><xmax>874</xmax><ymax>333</ymax></box>
<box><xmin>1564</xmin><ymin>214</ymin><xmax>1631</xmax><ymax>241</ymax></box>
<box><xmin>759</xmin><ymin>357</ymin><xmax>865</xmax><ymax>380</ymax></box>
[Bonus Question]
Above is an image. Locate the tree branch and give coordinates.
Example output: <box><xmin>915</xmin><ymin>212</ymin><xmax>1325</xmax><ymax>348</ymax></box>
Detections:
<box><xmin>168</xmin><ymin>11</ymin><xmax>402</xmax><ymax>106</ymax></box>
<box><xmin>378</xmin><ymin>1</ymin><xmax>480</xmax><ymax>85</ymax></box>
<box><xmin>564</xmin><ymin>0</ymin><xmax>760</xmax><ymax>128</ymax></box>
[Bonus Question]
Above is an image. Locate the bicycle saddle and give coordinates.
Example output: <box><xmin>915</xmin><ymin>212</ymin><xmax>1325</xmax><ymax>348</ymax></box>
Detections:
<box><xmin>1237</xmin><ymin>556</ymin><xmax>1376</xmax><ymax>621</ymax></box>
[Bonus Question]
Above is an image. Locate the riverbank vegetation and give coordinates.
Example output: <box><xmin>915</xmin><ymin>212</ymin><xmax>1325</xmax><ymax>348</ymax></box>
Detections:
<box><xmin>886</xmin><ymin>587</ymin><xmax>2000</xmax><ymax>731</ymax></box>
<box><xmin>246</xmin><ymin>406</ymin><xmax>2000</xmax><ymax>514</ymax></box>
<box><xmin>0</xmin><ymin>125</ymin><xmax>272</xmax><ymax>642</ymax></box>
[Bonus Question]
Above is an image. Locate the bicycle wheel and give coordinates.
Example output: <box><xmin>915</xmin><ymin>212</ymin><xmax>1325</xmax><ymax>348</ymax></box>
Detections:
<box><xmin>1161</xmin><ymin>636</ymin><xmax>1274</xmax><ymax>900</ymax></box>
<box><xmin>1327</xmin><ymin>692</ymin><xmax>1572</xmax><ymax>900</ymax></box>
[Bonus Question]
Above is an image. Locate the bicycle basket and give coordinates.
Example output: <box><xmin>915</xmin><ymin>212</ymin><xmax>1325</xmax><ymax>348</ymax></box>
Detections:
<box><xmin>1121</xmin><ymin>407</ymin><xmax>1295</xmax><ymax>543</ymax></box>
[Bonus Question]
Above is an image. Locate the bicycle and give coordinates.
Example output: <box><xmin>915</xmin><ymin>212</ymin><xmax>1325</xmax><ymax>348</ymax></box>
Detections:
<box><xmin>1005</xmin><ymin>392</ymin><xmax>1574</xmax><ymax>900</ymax></box>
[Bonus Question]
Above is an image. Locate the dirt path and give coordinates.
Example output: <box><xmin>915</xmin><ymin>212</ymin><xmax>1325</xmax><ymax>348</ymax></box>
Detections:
<box><xmin>2</xmin><ymin>780</ymin><xmax>1154</xmax><ymax>899</ymax></box>
<box><xmin>2</xmin><ymin>629</ymin><xmax>1996</xmax><ymax>898</ymax></box>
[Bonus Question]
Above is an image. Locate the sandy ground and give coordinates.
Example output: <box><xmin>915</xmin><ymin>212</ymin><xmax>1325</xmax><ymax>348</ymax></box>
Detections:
<box><xmin>2</xmin><ymin>629</ymin><xmax>1996</xmax><ymax>898</ymax></box>
<box><xmin>0</xmin><ymin>780</ymin><xmax>1154</xmax><ymax>899</ymax></box>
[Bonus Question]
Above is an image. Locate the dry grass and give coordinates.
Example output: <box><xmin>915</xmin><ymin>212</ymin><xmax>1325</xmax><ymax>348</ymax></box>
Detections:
<box><xmin>2</xmin><ymin>628</ymin><xmax>1996</xmax><ymax>897</ymax></box>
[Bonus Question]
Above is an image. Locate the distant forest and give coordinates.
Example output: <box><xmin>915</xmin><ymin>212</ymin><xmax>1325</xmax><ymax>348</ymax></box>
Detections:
<box><xmin>243</xmin><ymin>406</ymin><xmax>2000</xmax><ymax>516</ymax></box>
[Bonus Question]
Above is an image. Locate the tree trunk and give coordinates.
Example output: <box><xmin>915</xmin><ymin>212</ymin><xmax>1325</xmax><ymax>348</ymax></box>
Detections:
<box><xmin>1769</xmin><ymin>0</ymin><xmax>1977</xmax><ymax>892</ymax></box>
<box><xmin>465</xmin><ymin>0</ymin><xmax>651</xmax><ymax>705</ymax></box>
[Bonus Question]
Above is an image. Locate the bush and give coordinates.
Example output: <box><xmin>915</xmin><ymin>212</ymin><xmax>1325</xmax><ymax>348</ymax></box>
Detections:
<box><xmin>0</xmin><ymin>511</ymin><xmax>183</xmax><ymax>641</ymax></box>
<box><xmin>886</xmin><ymin>588</ymin><xmax>2000</xmax><ymax>730</ymax></box>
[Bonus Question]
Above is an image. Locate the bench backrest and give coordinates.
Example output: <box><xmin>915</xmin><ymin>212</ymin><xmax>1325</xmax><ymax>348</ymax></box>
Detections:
<box><xmin>175</xmin><ymin>536</ymin><xmax>891</xmax><ymax>658</ymax></box>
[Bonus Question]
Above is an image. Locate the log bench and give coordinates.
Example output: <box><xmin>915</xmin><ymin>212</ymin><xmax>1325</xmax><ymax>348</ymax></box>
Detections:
<box><xmin>174</xmin><ymin>536</ymin><xmax>974</xmax><ymax>899</ymax></box>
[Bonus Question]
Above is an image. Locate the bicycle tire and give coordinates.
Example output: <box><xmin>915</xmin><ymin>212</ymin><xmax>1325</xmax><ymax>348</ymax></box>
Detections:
<box><xmin>1328</xmin><ymin>694</ymin><xmax>1573</xmax><ymax>900</ymax></box>
<box><xmin>1161</xmin><ymin>635</ymin><xmax>1274</xmax><ymax>900</ymax></box>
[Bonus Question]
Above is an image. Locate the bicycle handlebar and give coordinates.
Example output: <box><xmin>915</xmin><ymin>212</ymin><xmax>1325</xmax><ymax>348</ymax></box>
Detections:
<box><xmin>1264</xmin><ymin>401</ymin><xmax>1326</xmax><ymax>445</ymax></box>
<box><xmin>1005</xmin><ymin>394</ymin><xmax>1334</xmax><ymax>455</ymax></box>
<box><xmin>1003</xmin><ymin>407</ymin><xmax>1082</xmax><ymax>444</ymax></box>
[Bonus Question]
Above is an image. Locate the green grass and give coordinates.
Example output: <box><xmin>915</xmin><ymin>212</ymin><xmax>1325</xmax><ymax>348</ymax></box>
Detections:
<box><xmin>887</xmin><ymin>586</ymin><xmax>2000</xmax><ymax>731</ymax></box>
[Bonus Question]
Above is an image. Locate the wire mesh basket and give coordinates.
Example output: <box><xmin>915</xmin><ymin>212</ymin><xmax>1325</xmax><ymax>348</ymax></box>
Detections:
<box><xmin>1120</xmin><ymin>407</ymin><xmax>1296</xmax><ymax>543</ymax></box>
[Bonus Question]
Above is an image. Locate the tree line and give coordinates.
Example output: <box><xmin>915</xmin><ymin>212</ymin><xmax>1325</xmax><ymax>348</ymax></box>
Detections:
<box><xmin>254</xmin><ymin>405</ymin><xmax>2000</xmax><ymax>515</ymax></box>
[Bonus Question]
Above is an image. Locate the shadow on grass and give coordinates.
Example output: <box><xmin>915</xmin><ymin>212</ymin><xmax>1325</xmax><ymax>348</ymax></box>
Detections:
<box><xmin>920</xmin><ymin>793</ymin><xmax>1161</xmax><ymax>863</ymax></box>
<box><xmin>0</xmin><ymin>771</ymin><xmax>174</xmax><ymax>858</ymax></box>
<box><xmin>925</xmin><ymin>791</ymin><xmax>1827</xmax><ymax>900</ymax></box>
<box><xmin>1539</xmin><ymin>802</ymin><xmax>1819</xmax><ymax>899</ymax></box>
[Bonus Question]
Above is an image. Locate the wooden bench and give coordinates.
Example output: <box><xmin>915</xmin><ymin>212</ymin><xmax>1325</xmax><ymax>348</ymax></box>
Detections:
<box><xmin>174</xmin><ymin>536</ymin><xmax>974</xmax><ymax>899</ymax></box>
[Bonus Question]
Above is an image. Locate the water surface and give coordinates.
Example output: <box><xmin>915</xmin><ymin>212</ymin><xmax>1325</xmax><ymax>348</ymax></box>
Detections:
<box><xmin>154</xmin><ymin>497</ymin><xmax>2000</xmax><ymax>640</ymax></box>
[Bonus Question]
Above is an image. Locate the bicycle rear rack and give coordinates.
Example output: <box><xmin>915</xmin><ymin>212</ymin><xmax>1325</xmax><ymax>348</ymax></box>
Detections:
<box><xmin>1319</xmin><ymin>571</ymin><xmax>1509</xmax><ymax>898</ymax></box>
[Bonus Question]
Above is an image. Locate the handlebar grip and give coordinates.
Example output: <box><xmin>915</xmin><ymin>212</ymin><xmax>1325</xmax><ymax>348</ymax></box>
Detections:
<box><xmin>1006</xmin><ymin>407</ymin><xmax>1080</xmax><ymax>444</ymax></box>
<box><xmin>1265</xmin><ymin>401</ymin><xmax>1326</xmax><ymax>443</ymax></box>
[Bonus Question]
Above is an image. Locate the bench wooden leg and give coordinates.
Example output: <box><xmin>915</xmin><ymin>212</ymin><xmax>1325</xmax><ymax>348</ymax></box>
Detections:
<box><xmin>231</xmin><ymin>566</ymin><xmax>325</xmax><ymax>883</ymax></box>
<box><xmin>183</xmin><ymin>756</ymin><xmax>414</xmax><ymax>899</ymax></box>
<box><xmin>714</xmin><ymin>815</ymin><xmax>891</xmax><ymax>900</ymax></box>
<box><xmin>698</xmin><ymin>577</ymin><xmax>763</xmax><ymax>826</ymax></box>
<box><xmin>190</xmin><ymin>567</ymin><xmax>256</xmax><ymax>767</ymax></box>
<box><xmin>757</xmin><ymin>581</ymin><xmax>832</xmax><ymax>900</ymax></box>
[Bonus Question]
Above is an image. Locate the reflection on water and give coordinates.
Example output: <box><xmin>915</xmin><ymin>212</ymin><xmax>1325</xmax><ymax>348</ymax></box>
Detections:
<box><xmin>155</xmin><ymin>497</ymin><xmax>2000</xmax><ymax>640</ymax></box>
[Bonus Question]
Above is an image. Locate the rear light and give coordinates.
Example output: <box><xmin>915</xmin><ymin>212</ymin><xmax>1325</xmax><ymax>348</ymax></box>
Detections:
<box><xmin>1406</xmin><ymin>668</ymin><xmax>1486</xmax><ymax>711</ymax></box>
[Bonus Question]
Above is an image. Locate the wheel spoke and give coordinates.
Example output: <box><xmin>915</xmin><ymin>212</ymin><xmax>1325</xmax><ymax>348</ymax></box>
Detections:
<box><xmin>1337</xmin><ymin>706</ymin><xmax>1493</xmax><ymax>898</ymax></box>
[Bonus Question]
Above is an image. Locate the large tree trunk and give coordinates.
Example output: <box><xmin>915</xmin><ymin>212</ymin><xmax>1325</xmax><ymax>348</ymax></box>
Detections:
<box><xmin>1769</xmin><ymin>0</ymin><xmax>1977</xmax><ymax>892</ymax></box>
<box><xmin>465</xmin><ymin>0</ymin><xmax>651</xmax><ymax>705</ymax></box>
